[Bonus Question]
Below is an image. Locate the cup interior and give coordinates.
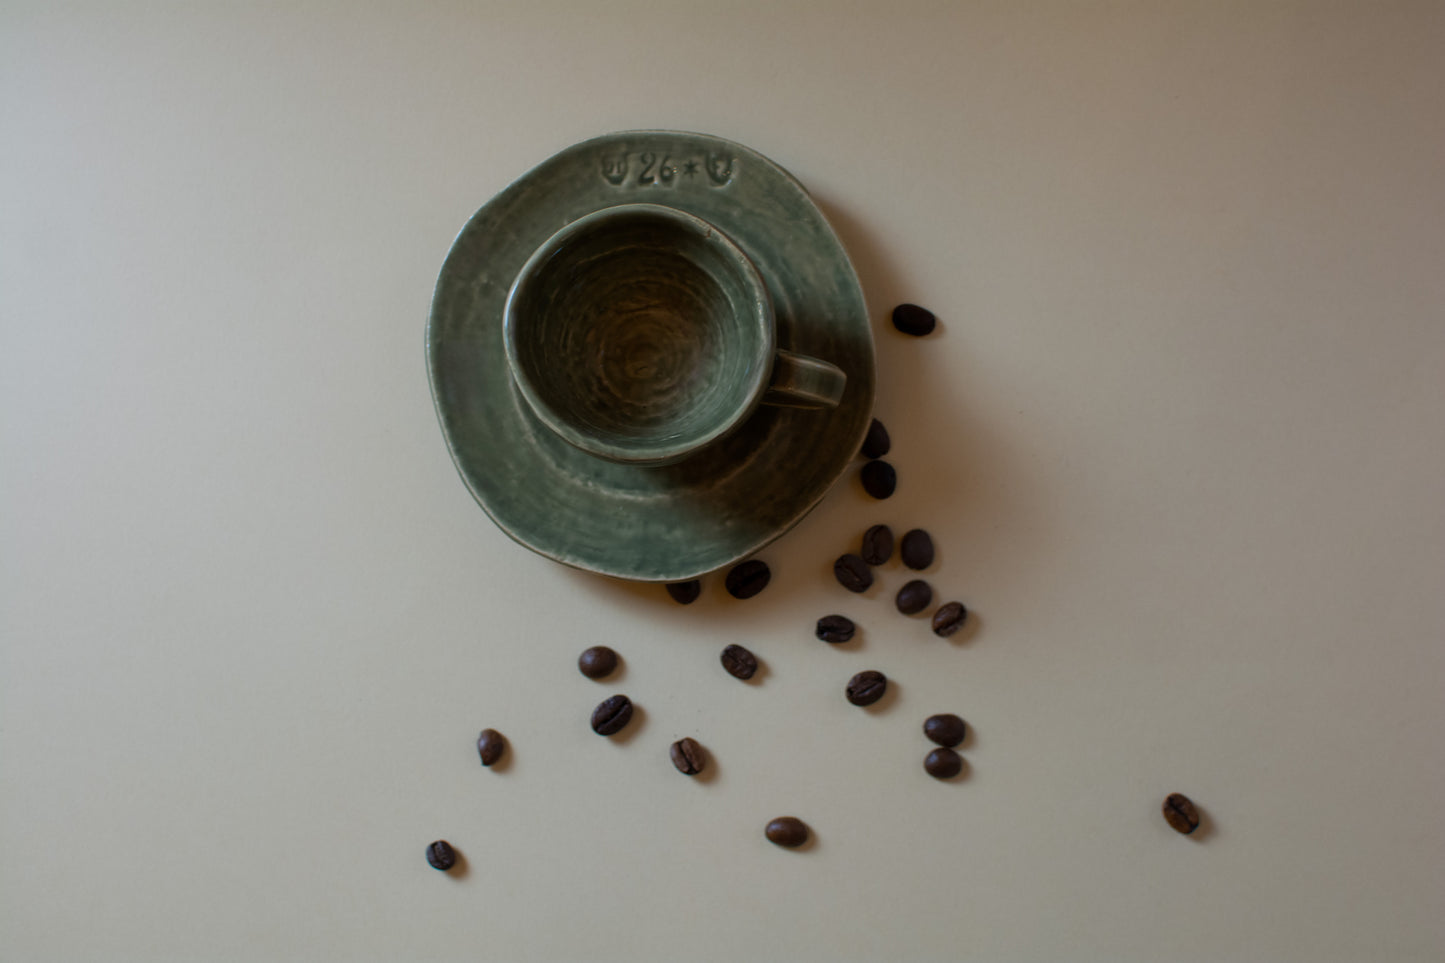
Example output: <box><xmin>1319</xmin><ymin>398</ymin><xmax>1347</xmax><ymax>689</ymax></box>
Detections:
<box><xmin>505</xmin><ymin>204</ymin><xmax>773</xmax><ymax>464</ymax></box>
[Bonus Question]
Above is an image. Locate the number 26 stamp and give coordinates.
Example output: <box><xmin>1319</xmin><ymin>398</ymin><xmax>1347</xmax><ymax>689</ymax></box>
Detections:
<box><xmin>600</xmin><ymin>150</ymin><xmax>735</xmax><ymax>188</ymax></box>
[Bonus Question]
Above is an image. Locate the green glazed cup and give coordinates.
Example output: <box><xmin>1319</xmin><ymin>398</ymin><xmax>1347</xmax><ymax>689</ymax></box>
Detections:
<box><xmin>502</xmin><ymin>203</ymin><xmax>847</xmax><ymax>466</ymax></box>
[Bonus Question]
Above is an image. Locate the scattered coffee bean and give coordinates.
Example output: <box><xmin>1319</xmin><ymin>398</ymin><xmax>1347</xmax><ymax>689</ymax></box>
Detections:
<box><xmin>923</xmin><ymin>713</ymin><xmax>967</xmax><ymax>748</ymax></box>
<box><xmin>670</xmin><ymin>737</ymin><xmax>707</xmax><ymax>775</ymax></box>
<box><xmin>924</xmin><ymin>747</ymin><xmax>963</xmax><ymax>779</ymax></box>
<box><xmin>896</xmin><ymin>579</ymin><xmax>933</xmax><ymax>615</ymax></box>
<box><xmin>892</xmin><ymin>303</ymin><xmax>937</xmax><ymax>336</ymax></box>
<box><xmin>833</xmin><ymin>553</ymin><xmax>873</xmax><ymax>593</ymax></box>
<box><xmin>725</xmin><ymin>559</ymin><xmax>771</xmax><ymax>599</ymax></box>
<box><xmin>815</xmin><ymin>614</ymin><xmax>856</xmax><ymax>644</ymax></box>
<box><xmin>426</xmin><ymin>840</ymin><xmax>457</xmax><ymax>871</ymax></box>
<box><xmin>931</xmin><ymin>601</ymin><xmax>967</xmax><ymax>637</ymax></box>
<box><xmin>900</xmin><ymin>528</ymin><xmax>934</xmax><ymax>569</ymax></box>
<box><xmin>720</xmin><ymin>643</ymin><xmax>759</xmax><ymax>680</ymax></box>
<box><xmin>846</xmin><ymin>669</ymin><xmax>888</xmax><ymax>706</ymax></box>
<box><xmin>861</xmin><ymin>418</ymin><xmax>891</xmax><ymax>459</ymax></box>
<box><xmin>577</xmin><ymin>645</ymin><xmax>619</xmax><ymax>679</ymax></box>
<box><xmin>860</xmin><ymin>460</ymin><xmax>896</xmax><ymax>499</ymax></box>
<box><xmin>1162</xmin><ymin>793</ymin><xmax>1201</xmax><ymax>835</ymax></box>
<box><xmin>765</xmin><ymin>816</ymin><xmax>810</xmax><ymax>848</ymax></box>
<box><xmin>590</xmin><ymin>694</ymin><xmax>634</xmax><ymax>736</ymax></box>
<box><xmin>476</xmin><ymin>728</ymin><xmax>506</xmax><ymax>766</ymax></box>
<box><xmin>861</xmin><ymin>524</ymin><xmax>894</xmax><ymax>565</ymax></box>
<box><xmin>666</xmin><ymin>580</ymin><xmax>701</xmax><ymax>605</ymax></box>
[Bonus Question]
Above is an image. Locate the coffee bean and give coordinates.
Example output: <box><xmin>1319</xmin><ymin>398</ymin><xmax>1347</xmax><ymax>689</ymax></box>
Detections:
<box><xmin>896</xmin><ymin>579</ymin><xmax>933</xmax><ymax>615</ymax></box>
<box><xmin>1162</xmin><ymin>793</ymin><xmax>1200</xmax><ymax>835</ymax></box>
<box><xmin>476</xmin><ymin>728</ymin><xmax>506</xmax><ymax>766</ymax></box>
<box><xmin>765</xmin><ymin>816</ymin><xmax>810</xmax><ymax>848</ymax></box>
<box><xmin>923</xmin><ymin>713</ymin><xmax>966</xmax><ymax>748</ymax></box>
<box><xmin>861</xmin><ymin>524</ymin><xmax>893</xmax><ymax>565</ymax></box>
<box><xmin>846</xmin><ymin>669</ymin><xmax>888</xmax><ymax>706</ymax></box>
<box><xmin>860</xmin><ymin>460</ymin><xmax>896</xmax><ymax>499</ymax></box>
<box><xmin>900</xmin><ymin>528</ymin><xmax>934</xmax><ymax>569</ymax></box>
<box><xmin>892</xmin><ymin>303</ymin><xmax>936</xmax><ymax>336</ymax></box>
<box><xmin>834</xmin><ymin>553</ymin><xmax>873</xmax><ymax>593</ymax></box>
<box><xmin>426</xmin><ymin>840</ymin><xmax>457</xmax><ymax>871</ymax></box>
<box><xmin>725</xmin><ymin>559</ymin><xmax>771</xmax><ymax>599</ymax></box>
<box><xmin>670</xmin><ymin>737</ymin><xmax>706</xmax><ymax>775</ymax></box>
<box><xmin>861</xmin><ymin>418</ymin><xmax>891</xmax><ymax>458</ymax></box>
<box><xmin>931</xmin><ymin>601</ymin><xmax>967</xmax><ymax>637</ymax></box>
<box><xmin>720</xmin><ymin>643</ymin><xmax>759</xmax><ymax>680</ymax></box>
<box><xmin>591</xmin><ymin>694</ymin><xmax>634</xmax><ymax>736</ymax></box>
<box><xmin>666</xmin><ymin>580</ymin><xmax>701</xmax><ymax>605</ymax></box>
<box><xmin>815</xmin><ymin>615</ymin><xmax>856</xmax><ymax>644</ymax></box>
<box><xmin>924</xmin><ymin>747</ymin><xmax>963</xmax><ymax>779</ymax></box>
<box><xmin>577</xmin><ymin>645</ymin><xmax>618</xmax><ymax>679</ymax></box>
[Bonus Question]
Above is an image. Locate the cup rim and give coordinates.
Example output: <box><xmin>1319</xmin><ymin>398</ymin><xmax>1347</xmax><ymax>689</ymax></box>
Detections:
<box><xmin>502</xmin><ymin>203</ymin><xmax>775</xmax><ymax>466</ymax></box>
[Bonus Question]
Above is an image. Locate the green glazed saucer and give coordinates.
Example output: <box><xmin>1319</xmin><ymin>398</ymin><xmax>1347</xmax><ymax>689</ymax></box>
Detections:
<box><xmin>427</xmin><ymin>130</ymin><xmax>875</xmax><ymax>581</ymax></box>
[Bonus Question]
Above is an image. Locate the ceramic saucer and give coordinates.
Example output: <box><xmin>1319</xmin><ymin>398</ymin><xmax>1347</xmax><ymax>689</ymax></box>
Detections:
<box><xmin>427</xmin><ymin>130</ymin><xmax>875</xmax><ymax>581</ymax></box>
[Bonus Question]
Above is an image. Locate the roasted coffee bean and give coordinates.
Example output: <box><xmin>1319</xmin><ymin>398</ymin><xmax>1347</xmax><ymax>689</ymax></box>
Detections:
<box><xmin>720</xmin><ymin>643</ymin><xmax>759</xmax><ymax>680</ymax></box>
<box><xmin>725</xmin><ymin>559</ymin><xmax>771</xmax><ymax>599</ymax></box>
<box><xmin>931</xmin><ymin>601</ymin><xmax>967</xmax><ymax>637</ymax></box>
<box><xmin>591</xmin><ymin>694</ymin><xmax>634</xmax><ymax>736</ymax></box>
<box><xmin>846</xmin><ymin>669</ymin><xmax>888</xmax><ymax>706</ymax></box>
<box><xmin>861</xmin><ymin>418</ymin><xmax>891</xmax><ymax>459</ymax></box>
<box><xmin>900</xmin><ymin>528</ymin><xmax>934</xmax><ymax>569</ymax></box>
<box><xmin>426</xmin><ymin>840</ymin><xmax>457</xmax><ymax>871</ymax></box>
<box><xmin>892</xmin><ymin>303</ymin><xmax>937</xmax><ymax>336</ymax></box>
<box><xmin>861</xmin><ymin>524</ymin><xmax>894</xmax><ymax>566</ymax></box>
<box><xmin>765</xmin><ymin>816</ymin><xmax>810</xmax><ymax>848</ymax></box>
<box><xmin>1162</xmin><ymin>793</ymin><xmax>1201</xmax><ymax>835</ymax></box>
<box><xmin>834</xmin><ymin>553</ymin><xmax>873</xmax><ymax>593</ymax></box>
<box><xmin>815</xmin><ymin>615</ymin><xmax>856</xmax><ymax>644</ymax></box>
<box><xmin>476</xmin><ymin>728</ymin><xmax>506</xmax><ymax>766</ymax></box>
<box><xmin>860</xmin><ymin>460</ymin><xmax>896</xmax><ymax>499</ymax></box>
<box><xmin>923</xmin><ymin>713</ymin><xmax>967</xmax><ymax>748</ymax></box>
<box><xmin>666</xmin><ymin>580</ymin><xmax>701</xmax><ymax>605</ymax></box>
<box><xmin>670</xmin><ymin>737</ymin><xmax>706</xmax><ymax>775</ymax></box>
<box><xmin>924</xmin><ymin>747</ymin><xmax>963</xmax><ymax>779</ymax></box>
<box><xmin>896</xmin><ymin>579</ymin><xmax>933</xmax><ymax>615</ymax></box>
<box><xmin>577</xmin><ymin>645</ymin><xmax>619</xmax><ymax>679</ymax></box>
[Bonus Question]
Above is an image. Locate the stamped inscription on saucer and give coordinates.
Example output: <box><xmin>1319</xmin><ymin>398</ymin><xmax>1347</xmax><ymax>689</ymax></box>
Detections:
<box><xmin>601</xmin><ymin>150</ymin><xmax>735</xmax><ymax>188</ymax></box>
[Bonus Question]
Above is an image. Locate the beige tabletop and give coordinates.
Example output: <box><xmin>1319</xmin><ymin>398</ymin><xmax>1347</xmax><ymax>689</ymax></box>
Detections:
<box><xmin>3</xmin><ymin>2</ymin><xmax>1443</xmax><ymax>960</ymax></box>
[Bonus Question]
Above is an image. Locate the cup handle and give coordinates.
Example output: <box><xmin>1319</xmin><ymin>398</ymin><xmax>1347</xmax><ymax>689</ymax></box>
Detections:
<box><xmin>761</xmin><ymin>349</ymin><xmax>847</xmax><ymax>409</ymax></box>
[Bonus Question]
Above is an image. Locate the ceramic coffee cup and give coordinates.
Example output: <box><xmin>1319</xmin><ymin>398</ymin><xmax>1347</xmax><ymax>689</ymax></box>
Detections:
<box><xmin>503</xmin><ymin>203</ymin><xmax>847</xmax><ymax>466</ymax></box>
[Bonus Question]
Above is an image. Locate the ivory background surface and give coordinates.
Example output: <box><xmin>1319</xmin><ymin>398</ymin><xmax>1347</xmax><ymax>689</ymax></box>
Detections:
<box><xmin>4</xmin><ymin>2</ymin><xmax>1443</xmax><ymax>960</ymax></box>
